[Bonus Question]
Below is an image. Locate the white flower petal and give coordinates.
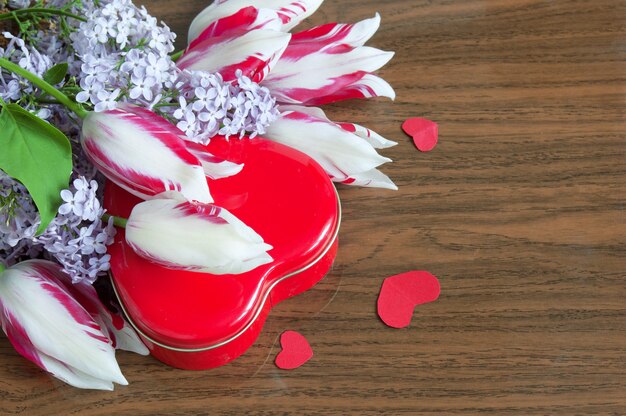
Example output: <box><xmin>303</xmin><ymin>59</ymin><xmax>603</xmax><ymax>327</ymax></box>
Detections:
<box><xmin>38</xmin><ymin>352</ymin><xmax>117</xmax><ymax>391</ymax></box>
<box><xmin>338</xmin><ymin>168</ymin><xmax>397</xmax><ymax>190</ymax></box>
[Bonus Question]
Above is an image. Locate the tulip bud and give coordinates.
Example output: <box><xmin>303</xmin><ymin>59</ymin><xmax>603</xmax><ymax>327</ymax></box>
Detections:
<box><xmin>0</xmin><ymin>260</ymin><xmax>128</xmax><ymax>390</ymax></box>
<box><xmin>125</xmin><ymin>199</ymin><xmax>273</xmax><ymax>275</ymax></box>
<box><xmin>81</xmin><ymin>104</ymin><xmax>212</xmax><ymax>203</ymax></box>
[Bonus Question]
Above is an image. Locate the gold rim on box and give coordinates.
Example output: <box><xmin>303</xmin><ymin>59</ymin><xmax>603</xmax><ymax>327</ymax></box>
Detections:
<box><xmin>108</xmin><ymin>191</ymin><xmax>341</xmax><ymax>353</ymax></box>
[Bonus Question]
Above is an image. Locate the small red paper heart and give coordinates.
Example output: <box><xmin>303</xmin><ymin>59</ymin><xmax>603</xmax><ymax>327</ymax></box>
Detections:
<box><xmin>377</xmin><ymin>271</ymin><xmax>441</xmax><ymax>328</ymax></box>
<box><xmin>275</xmin><ymin>331</ymin><xmax>313</xmax><ymax>370</ymax></box>
<box><xmin>402</xmin><ymin>117</ymin><xmax>438</xmax><ymax>152</ymax></box>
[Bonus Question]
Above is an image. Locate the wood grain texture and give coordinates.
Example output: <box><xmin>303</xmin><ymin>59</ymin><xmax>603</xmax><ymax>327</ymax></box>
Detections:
<box><xmin>1</xmin><ymin>0</ymin><xmax>625</xmax><ymax>414</ymax></box>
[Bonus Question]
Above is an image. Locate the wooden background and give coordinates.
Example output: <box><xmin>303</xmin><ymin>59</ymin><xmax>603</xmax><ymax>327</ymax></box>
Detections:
<box><xmin>1</xmin><ymin>0</ymin><xmax>624</xmax><ymax>414</ymax></box>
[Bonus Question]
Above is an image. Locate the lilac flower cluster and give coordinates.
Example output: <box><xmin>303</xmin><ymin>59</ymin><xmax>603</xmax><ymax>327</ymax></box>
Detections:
<box><xmin>0</xmin><ymin>33</ymin><xmax>54</xmax><ymax>119</ymax></box>
<box><xmin>0</xmin><ymin>173</ymin><xmax>41</xmax><ymax>265</ymax></box>
<box><xmin>70</xmin><ymin>0</ymin><xmax>178</xmax><ymax>111</ymax></box>
<box><xmin>0</xmin><ymin>173</ymin><xmax>116</xmax><ymax>283</ymax></box>
<box><xmin>36</xmin><ymin>178</ymin><xmax>116</xmax><ymax>284</ymax></box>
<box><xmin>167</xmin><ymin>70</ymin><xmax>280</xmax><ymax>144</ymax></box>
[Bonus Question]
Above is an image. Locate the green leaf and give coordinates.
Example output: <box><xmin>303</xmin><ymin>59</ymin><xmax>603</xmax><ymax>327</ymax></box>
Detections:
<box><xmin>43</xmin><ymin>63</ymin><xmax>68</xmax><ymax>85</ymax></box>
<box><xmin>0</xmin><ymin>104</ymin><xmax>72</xmax><ymax>234</ymax></box>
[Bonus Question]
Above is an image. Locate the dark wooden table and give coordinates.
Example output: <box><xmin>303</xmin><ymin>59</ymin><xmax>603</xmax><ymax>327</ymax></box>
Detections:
<box><xmin>1</xmin><ymin>0</ymin><xmax>624</xmax><ymax>414</ymax></box>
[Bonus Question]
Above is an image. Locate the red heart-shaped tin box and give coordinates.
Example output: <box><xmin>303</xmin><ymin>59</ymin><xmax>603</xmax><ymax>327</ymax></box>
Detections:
<box><xmin>104</xmin><ymin>137</ymin><xmax>341</xmax><ymax>369</ymax></box>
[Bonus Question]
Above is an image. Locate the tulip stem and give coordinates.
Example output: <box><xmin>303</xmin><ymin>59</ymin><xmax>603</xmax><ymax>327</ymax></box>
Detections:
<box><xmin>170</xmin><ymin>50</ymin><xmax>184</xmax><ymax>62</ymax></box>
<box><xmin>0</xmin><ymin>262</ymin><xmax>5</xmax><ymax>274</ymax></box>
<box><xmin>103</xmin><ymin>213</ymin><xmax>128</xmax><ymax>228</ymax></box>
<box><xmin>0</xmin><ymin>58</ymin><xmax>88</xmax><ymax>119</ymax></box>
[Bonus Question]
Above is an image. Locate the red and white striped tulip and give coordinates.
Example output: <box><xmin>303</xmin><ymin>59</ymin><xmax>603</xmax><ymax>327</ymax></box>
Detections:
<box><xmin>188</xmin><ymin>0</ymin><xmax>323</xmax><ymax>43</ymax></box>
<box><xmin>178</xmin><ymin>28</ymin><xmax>291</xmax><ymax>83</ymax></box>
<box><xmin>261</xmin><ymin>14</ymin><xmax>395</xmax><ymax>105</ymax></box>
<box><xmin>125</xmin><ymin>198</ymin><xmax>273</xmax><ymax>275</ymax></box>
<box><xmin>81</xmin><ymin>104</ymin><xmax>213</xmax><ymax>204</ymax></box>
<box><xmin>0</xmin><ymin>260</ymin><xmax>128</xmax><ymax>390</ymax></box>
<box><xmin>263</xmin><ymin>106</ymin><xmax>397</xmax><ymax>190</ymax></box>
<box><xmin>54</xmin><ymin>271</ymin><xmax>148</xmax><ymax>356</ymax></box>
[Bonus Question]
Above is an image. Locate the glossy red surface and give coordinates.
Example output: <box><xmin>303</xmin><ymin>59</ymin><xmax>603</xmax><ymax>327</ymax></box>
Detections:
<box><xmin>104</xmin><ymin>137</ymin><xmax>340</xmax><ymax>369</ymax></box>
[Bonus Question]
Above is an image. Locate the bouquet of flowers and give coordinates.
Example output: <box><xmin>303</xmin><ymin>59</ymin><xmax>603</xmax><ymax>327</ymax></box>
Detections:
<box><xmin>0</xmin><ymin>0</ymin><xmax>395</xmax><ymax>390</ymax></box>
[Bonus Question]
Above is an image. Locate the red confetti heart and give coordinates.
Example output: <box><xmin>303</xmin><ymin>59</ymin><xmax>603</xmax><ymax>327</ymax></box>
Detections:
<box><xmin>402</xmin><ymin>117</ymin><xmax>438</xmax><ymax>152</ymax></box>
<box><xmin>275</xmin><ymin>331</ymin><xmax>313</xmax><ymax>370</ymax></box>
<box><xmin>377</xmin><ymin>271</ymin><xmax>441</xmax><ymax>328</ymax></box>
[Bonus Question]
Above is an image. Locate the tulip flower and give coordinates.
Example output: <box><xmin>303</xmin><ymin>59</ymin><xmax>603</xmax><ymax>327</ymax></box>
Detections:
<box><xmin>81</xmin><ymin>104</ymin><xmax>213</xmax><ymax>203</ymax></box>
<box><xmin>0</xmin><ymin>260</ymin><xmax>128</xmax><ymax>390</ymax></box>
<box><xmin>188</xmin><ymin>0</ymin><xmax>323</xmax><ymax>43</ymax></box>
<box><xmin>263</xmin><ymin>106</ymin><xmax>397</xmax><ymax>190</ymax></box>
<box><xmin>261</xmin><ymin>14</ymin><xmax>395</xmax><ymax>106</ymax></box>
<box><xmin>124</xmin><ymin>198</ymin><xmax>273</xmax><ymax>275</ymax></box>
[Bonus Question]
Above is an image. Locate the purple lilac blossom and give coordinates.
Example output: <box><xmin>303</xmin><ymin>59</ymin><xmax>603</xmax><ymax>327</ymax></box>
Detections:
<box><xmin>35</xmin><ymin>177</ymin><xmax>116</xmax><ymax>284</ymax></box>
<box><xmin>0</xmin><ymin>33</ymin><xmax>53</xmax><ymax>119</ymax></box>
<box><xmin>164</xmin><ymin>69</ymin><xmax>280</xmax><ymax>144</ymax></box>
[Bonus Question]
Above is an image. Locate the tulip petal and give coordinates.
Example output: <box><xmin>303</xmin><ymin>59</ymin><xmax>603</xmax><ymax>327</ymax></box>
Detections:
<box><xmin>279</xmin><ymin>104</ymin><xmax>397</xmax><ymax>149</ymax></box>
<box><xmin>262</xmin><ymin>45</ymin><xmax>394</xmax><ymax>105</ymax></box>
<box><xmin>81</xmin><ymin>105</ymin><xmax>212</xmax><ymax>203</ymax></box>
<box><xmin>37</xmin><ymin>353</ymin><xmax>117</xmax><ymax>390</ymax></box>
<box><xmin>263</xmin><ymin>108</ymin><xmax>396</xmax><ymax>189</ymax></box>
<box><xmin>188</xmin><ymin>0</ymin><xmax>322</xmax><ymax>42</ymax></box>
<box><xmin>188</xmin><ymin>6</ymin><xmax>282</xmax><ymax>49</ymax></box>
<box><xmin>54</xmin><ymin>272</ymin><xmax>149</xmax><ymax>356</ymax></box>
<box><xmin>2</xmin><ymin>309</ymin><xmax>45</xmax><ymax>368</ymax></box>
<box><xmin>286</xmin><ymin>13</ymin><xmax>381</xmax><ymax>57</ymax></box>
<box><xmin>304</xmin><ymin>73</ymin><xmax>396</xmax><ymax>106</ymax></box>
<box><xmin>0</xmin><ymin>260</ymin><xmax>127</xmax><ymax>389</ymax></box>
<box><xmin>338</xmin><ymin>168</ymin><xmax>398</xmax><ymax>190</ymax></box>
<box><xmin>120</xmin><ymin>103</ymin><xmax>189</xmax><ymax>141</ymax></box>
<box><xmin>126</xmin><ymin>199</ymin><xmax>273</xmax><ymax>275</ymax></box>
<box><xmin>178</xmin><ymin>29</ymin><xmax>291</xmax><ymax>83</ymax></box>
<box><xmin>336</xmin><ymin>120</ymin><xmax>398</xmax><ymax>149</ymax></box>
<box><xmin>2</xmin><ymin>315</ymin><xmax>117</xmax><ymax>390</ymax></box>
<box><xmin>185</xmin><ymin>141</ymin><xmax>244</xmax><ymax>179</ymax></box>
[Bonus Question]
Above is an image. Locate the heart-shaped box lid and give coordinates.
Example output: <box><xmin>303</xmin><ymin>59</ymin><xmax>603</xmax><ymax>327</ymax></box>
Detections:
<box><xmin>105</xmin><ymin>137</ymin><xmax>340</xmax><ymax>350</ymax></box>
